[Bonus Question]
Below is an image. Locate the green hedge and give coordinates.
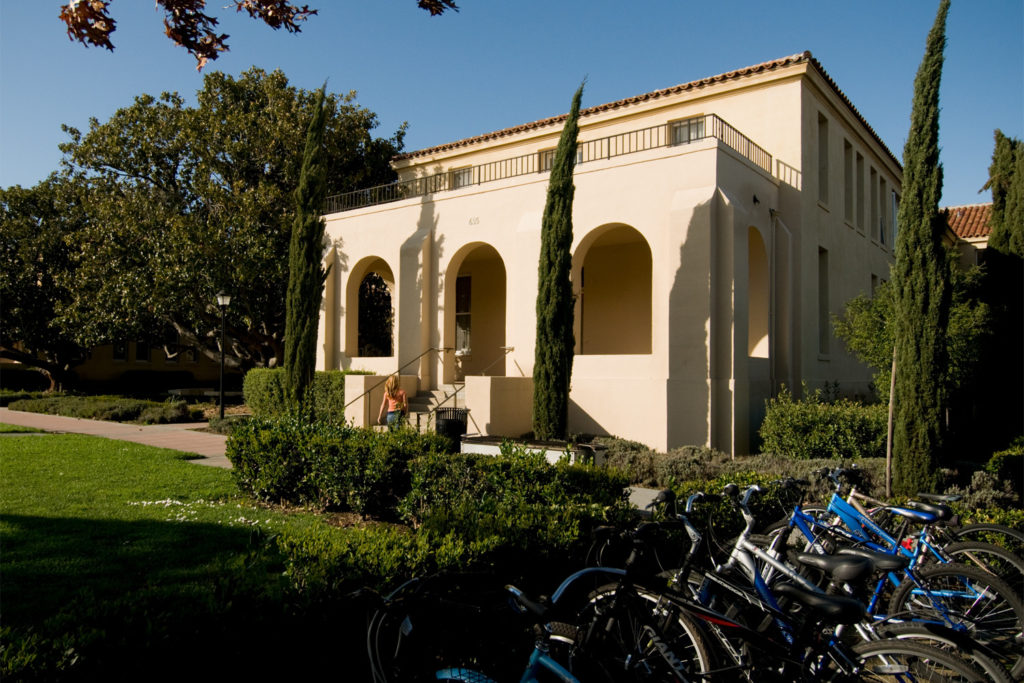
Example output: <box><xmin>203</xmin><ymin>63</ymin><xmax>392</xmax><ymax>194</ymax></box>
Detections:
<box><xmin>242</xmin><ymin>368</ymin><xmax>372</xmax><ymax>421</ymax></box>
<box><xmin>226</xmin><ymin>417</ymin><xmax>451</xmax><ymax>517</ymax></box>
<box><xmin>398</xmin><ymin>448</ymin><xmax>632</xmax><ymax>561</ymax></box>
<box><xmin>758</xmin><ymin>387</ymin><xmax>886</xmax><ymax>460</ymax></box>
<box><xmin>6</xmin><ymin>395</ymin><xmax>199</xmax><ymax>424</ymax></box>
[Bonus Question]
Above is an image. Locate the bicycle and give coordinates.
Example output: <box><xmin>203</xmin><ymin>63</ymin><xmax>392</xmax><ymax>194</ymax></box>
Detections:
<box><xmin>757</xmin><ymin>471</ymin><xmax>1024</xmax><ymax>678</ymax></box>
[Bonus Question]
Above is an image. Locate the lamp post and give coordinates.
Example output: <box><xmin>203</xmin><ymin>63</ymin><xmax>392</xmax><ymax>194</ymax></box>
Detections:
<box><xmin>215</xmin><ymin>291</ymin><xmax>231</xmax><ymax>420</ymax></box>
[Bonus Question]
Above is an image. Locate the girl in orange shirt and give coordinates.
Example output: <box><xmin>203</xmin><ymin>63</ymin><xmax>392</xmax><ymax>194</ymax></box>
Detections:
<box><xmin>378</xmin><ymin>375</ymin><xmax>408</xmax><ymax>430</ymax></box>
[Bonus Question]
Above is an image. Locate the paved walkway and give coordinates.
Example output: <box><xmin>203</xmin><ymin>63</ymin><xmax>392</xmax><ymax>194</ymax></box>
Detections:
<box><xmin>0</xmin><ymin>408</ymin><xmax>231</xmax><ymax>468</ymax></box>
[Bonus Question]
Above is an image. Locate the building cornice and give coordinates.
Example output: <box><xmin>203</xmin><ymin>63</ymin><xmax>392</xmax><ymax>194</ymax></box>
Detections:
<box><xmin>395</xmin><ymin>51</ymin><xmax>901</xmax><ymax>171</ymax></box>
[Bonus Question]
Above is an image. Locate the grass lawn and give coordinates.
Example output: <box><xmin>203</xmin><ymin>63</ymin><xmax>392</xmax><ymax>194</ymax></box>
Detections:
<box><xmin>1</xmin><ymin>434</ymin><xmax>359</xmax><ymax>680</ymax></box>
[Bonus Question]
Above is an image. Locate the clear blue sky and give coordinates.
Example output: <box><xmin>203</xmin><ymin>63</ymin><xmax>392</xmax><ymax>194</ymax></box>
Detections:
<box><xmin>1</xmin><ymin>1</ymin><xmax>1021</xmax><ymax>207</ymax></box>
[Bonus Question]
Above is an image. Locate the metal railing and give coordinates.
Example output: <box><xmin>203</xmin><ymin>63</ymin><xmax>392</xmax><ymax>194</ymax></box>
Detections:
<box><xmin>343</xmin><ymin>346</ymin><xmax>451</xmax><ymax>410</ymax></box>
<box><xmin>324</xmin><ymin>114</ymin><xmax>773</xmax><ymax>214</ymax></box>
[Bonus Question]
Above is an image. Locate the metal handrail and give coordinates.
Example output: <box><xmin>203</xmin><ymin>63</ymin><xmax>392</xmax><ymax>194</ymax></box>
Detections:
<box><xmin>342</xmin><ymin>346</ymin><xmax>452</xmax><ymax>410</ymax></box>
<box><xmin>324</xmin><ymin>114</ymin><xmax>774</xmax><ymax>214</ymax></box>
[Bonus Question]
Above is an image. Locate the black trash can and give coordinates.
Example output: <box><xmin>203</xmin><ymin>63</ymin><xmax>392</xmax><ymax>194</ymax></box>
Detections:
<box><xmin>435</xmin><ymin>407</ymin><xmax>469</xmax><ymax>442</ymax></box>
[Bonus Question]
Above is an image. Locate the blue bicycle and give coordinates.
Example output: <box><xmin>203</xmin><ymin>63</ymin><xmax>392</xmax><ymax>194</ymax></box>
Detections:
<box><xmin>759</xmin><ymin>470</ymin><xmax>1024</xmax><ymax>679</ymax></box>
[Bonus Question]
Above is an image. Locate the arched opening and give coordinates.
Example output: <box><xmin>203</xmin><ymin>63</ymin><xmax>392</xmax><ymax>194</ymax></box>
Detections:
<box><xmin>444</xmin><ymin>243</ymin><xmax>506</xmax><ymax>381</ymax></box>
<box><xmin>345</xmin><ymin>257</ymin><xmax>394</xmax><ymax>358</ymax></box>
<box><xmin>747</xmin><ymin>226</ymin><xmax>770</xmax><ymax>358</ymax></box>
<box><xmin>573</xmin><ymin>224</ymin><xmax>652</xmax><ymax>355</ymax></box>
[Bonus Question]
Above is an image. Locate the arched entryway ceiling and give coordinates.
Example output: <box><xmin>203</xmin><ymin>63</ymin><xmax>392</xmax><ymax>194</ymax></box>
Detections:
<box><xmin>345</xmin><ymin>256</ymin><xmax>395</xmax><ymax>358</ymax></box>
<box><xmin>572</xmin><ymin>224</ymin><xmax>652</xmax><ymax>355</ymax></box>
<box><xmin>443</xmin><ymin>242</ymin><xmax>507</xmax><ymax>381</ymax></box>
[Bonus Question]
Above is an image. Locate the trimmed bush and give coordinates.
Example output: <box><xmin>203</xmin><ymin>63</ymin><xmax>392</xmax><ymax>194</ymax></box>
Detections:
<box><xmin>398</xmin><ymin>450</ymin><xmax>633</xmax><ymax>566</ymax></box>
<box><xmin>985</xmin><ymin>441</ymin><xmax>1023</xmax><ymax>504</ymax></box>
<box><xmin>242</xmin><ymin>368</ymin><xmax>371</xmax><ymax>421</ymax></box>
<box><xmin>7</xmin><ymin>395</ymin><xmax>200</xmax><ymax>424</ymax></box>
<box><xmin>759</xmin><ymin>387</ymin><xmax>886</xmax><ymax>460</ymax></box>
<box><xmin>226</xmin><ymin>418</ymin><xmax>451</xmax><ymax>516</ymax></box>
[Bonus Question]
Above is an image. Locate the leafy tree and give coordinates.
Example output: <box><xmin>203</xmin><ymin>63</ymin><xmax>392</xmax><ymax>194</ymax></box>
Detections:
<box><xmin>983</xmin><ymin>130</ymin><xmax>1024</xmax><ymax>258</ymax></box>
<box><xmin>284</xmin><ymin>86</ymin><xmax>328</xmax><ymax>412</ymax></box>
<box><xmin>59</xmin><ymin>0</ymin><xmax>457</xmax><ymax>69</ymax></box>
<box><xmin>0</xmin><ymin>177</ymin><xmax>89</xmax><ymax>390</ymax></box>
<box><xmin>834</xmin><ymin>262</ymin><xmax>989</xmax><ymax>405</ymax></box>
<box><xmin>57</xmin><ymin>67</ymin><xmax>402</xmax><ymax>371</ymax></box>
<box><xmin>532</xmin><ymin>82</ymin><xmax>583</xmax><ymax>441</ymax></box>
<box><xmin>890</xmin><ymin>0</ymin><xmax>953</xmax><ymax>496</ymax></box>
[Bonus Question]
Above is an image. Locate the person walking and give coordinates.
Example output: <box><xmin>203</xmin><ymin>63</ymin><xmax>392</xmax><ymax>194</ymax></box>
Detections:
<box><xmin>378</xmin><ymin>375</ymin><xmax>408</xmax><ymax>431</ymax></box>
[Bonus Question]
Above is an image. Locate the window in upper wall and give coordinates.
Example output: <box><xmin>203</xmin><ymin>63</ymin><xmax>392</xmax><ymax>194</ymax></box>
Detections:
<box><xmin>856</xmin><ymin>153</ymin><xmax>865</xmax><ymax>230</ymax></box>
<box><xmin>818</xmin><ymin>247</ymin><xmax>830</xmax><ymax>355</ymax></box>
<box><xmin>112</xmin><ymin>340</ymin><xmax>127</xmax><ymax>361</ymax></box>
<box><xmin>879</xmin><ymin>177</ymin><xmax>888</xmax><ymax>245</ymax></box>
<box><xmin>819</xmin><ymin>245</ymin><xmax>827</xmax><ymax>352</ymax></box>
<box><xmin>892</xmin><ymin>191</ymin><xmax>901</xmax><ymax>244</ymax></box>
<box><xmin>670</xmin><ymin>116</ymin><xmax>705</xmax><ymax>145</ymax></box>
<box><xmin>451</xmin><ymin>167</ymin><xmax>473</xmax><ymax>189</ymax></box>
<box><xmin>135</xmin><ymin>341</ymin><xmax>151</xmax><ymax>363</ymax></box>
<box><xmin>817</xmin><ymin>113</ymin><xmax>829</xmax><ymax>205</ymax></box>
<box><xmin>539</xmin><ymin>149</ymin><xmax>555</xmax><ymax>172</ymax></box>
<box><xmin>844</xmin><ymin>140</ymin><xmax>854</xmax><ymax>223</ymax></box>
<box><xmin>869</xmin><ymin>167</ymin><xmax>879</xmax><ymax>240</ymax></box>
<box><xmin>538</xmin><ymin>147</ymin><xmax>583</xmax><ymax>171</ymax></box>
<box><xmin>871</xmin><ymin>273</ymin><xmax>879</xmax><ymax>297</ymax></box>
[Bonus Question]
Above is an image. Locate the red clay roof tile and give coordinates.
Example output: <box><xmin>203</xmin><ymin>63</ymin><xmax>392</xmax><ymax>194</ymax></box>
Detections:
<box><xmin>943</xmin><ymin>203</ymin><xmax>992</xmax><ymax>239</ymax></box>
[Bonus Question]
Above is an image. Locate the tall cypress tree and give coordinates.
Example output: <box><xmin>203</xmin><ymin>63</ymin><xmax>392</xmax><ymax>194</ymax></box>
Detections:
<box><xmin>985</xmin><ymin>130</ymin><xmax>1024</xmax><ymax>258</ymax></box>
<box><xmin>533</xmin><ymin>82</ymin><xmax>584</xmax><ymax>440</ymax></box>
<box><xmin>891</xmin><ymin>0</ymin><xmax>953</xmax><ymax>495</ymax></box>
<box><xmin>284</xmin><ymin>86</ymin><xmax>329</xmax><ymax>413</ymax></box>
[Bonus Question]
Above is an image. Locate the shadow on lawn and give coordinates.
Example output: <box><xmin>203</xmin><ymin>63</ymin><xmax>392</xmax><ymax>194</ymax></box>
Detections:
<box><xmin>1</xmin><ymin>514</ymin><xmax>368</xmax><ymax>680</ymax></box>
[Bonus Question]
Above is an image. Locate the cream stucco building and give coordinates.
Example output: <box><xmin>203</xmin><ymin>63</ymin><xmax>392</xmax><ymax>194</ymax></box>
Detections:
<box><xmin>316</xmin><ymin>52</ymin><xmax>902</xmax><ymax>454</ymax></box>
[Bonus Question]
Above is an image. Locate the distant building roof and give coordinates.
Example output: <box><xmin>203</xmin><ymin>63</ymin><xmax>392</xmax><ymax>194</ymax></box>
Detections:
<box><xmin>944</xmin><ymin>203</ymin><xmax>992</xmax><ymax>240</ymax></box>
<box><xmin>396</xmin><ymin>51</ymin><xmax>899</xmax><ymax>169</ymax></box>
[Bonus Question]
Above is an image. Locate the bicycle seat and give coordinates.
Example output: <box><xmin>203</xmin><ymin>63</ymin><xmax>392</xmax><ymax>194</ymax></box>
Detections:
<box><xmin>906</xmin><ymin>500</ymin><xmax>954</xmax><ymax>522</ymax></box>
<box><xmin>836</xmin><ymin>547</ymin><xmax>910</xmax><ymax>572</ymax></box>
<box><xmin>793</xmin><ymin>552</ymin><xmax>873</xmax><ymax>582</ymax></box>
<box><xmin>773</xmin><ymin>582</ymin><xmax>866</xmax><ymax>625</ymax></box>
<box><xmin>884</xmin><ymin>506</ymin><xmax>936</xmax><ymax>524</ymax></box>
<box><xmin>916</xmin><ymin>492</ymin><xmax>963</xmax><ymax>503</ymax></box>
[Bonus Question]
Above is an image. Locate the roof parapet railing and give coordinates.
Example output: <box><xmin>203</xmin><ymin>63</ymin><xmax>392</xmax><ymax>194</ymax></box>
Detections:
<box><xmin>324</xmin><ymin>114</ymin><xmax>773</xmax><ymax>214</ymax></box>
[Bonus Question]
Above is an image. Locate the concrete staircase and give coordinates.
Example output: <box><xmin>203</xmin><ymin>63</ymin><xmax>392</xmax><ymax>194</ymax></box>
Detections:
<box><xmin>406</xmin><ymin>383</ymin><xmax>465</xmax><ymax>433</ymax></box>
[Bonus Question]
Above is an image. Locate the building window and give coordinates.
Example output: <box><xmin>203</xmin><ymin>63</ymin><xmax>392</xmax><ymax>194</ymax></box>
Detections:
<box><xmin>869</xmin><ymin>167</ymin><xmax>879</xmax><ymax>241</ymax></box>
<box><xmin>818</xmin><ymin>247</ymin><xmax>830</xmax><ymax>355</ymax></box>
<box><xmin>455</xmin><ymin>275</ymin><xmax>471</xmax><ymax>352</ymax></box>
<box><xmin>451</xmin><ymin>167</ymin><xmax>473</xmax><ymax>189</ymax></box>
<box><xmin>856</xmin><ymin>153</ymin><xmax>865</xmax><ymax>230</ymax></box>
<box><xmin>817</xmin><ymin>113</ymin><xmax>829</xmax><ymax>205</ymax></box>
<box><xmin>134</xmin><ymin>341</ymin><xmax>150</xmax><ymax>363</ymax></box>
<box><xmin>871</xmin><ymin>273</ymin><xmax>879</xmax><ymax>296</ymax></box>
<box><xmin>891</xmin><ymin>191</ymin><xmax>900</xmax><ymax>243</ymax></box>
<box><xmin>843</xmin><ymin>140</ymin><xmax>854</xmax><ymax>223</ymax></box>
<box><xmin>878</xmin><ymin>177</ymin><xmax>888</xmax><ymax>245</ymax></box>
<box><xmin>539</xmin><ymin>149</ymin><xmax>556</xmax><ymax>172</ymax></box>
<box><xmin>112</xmin><ymin>340</ymin><xmax>127</xmax><ymax>362</ymax></box>
<box><xmin>670</xmin><ymin>116</ymin><xmax>705</xmax><ymax>145</ymax></box>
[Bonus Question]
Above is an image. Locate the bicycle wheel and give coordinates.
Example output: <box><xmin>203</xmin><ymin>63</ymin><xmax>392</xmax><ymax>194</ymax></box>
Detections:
<box><xmin>565</xmin><ymin>583</ymin><xmax>713</xmax><ymax>682</ymax></box>
<box><xmin>887</xmin><ymin>562</ymin><xmax>1024</xmax><ymax>679</ymax></box>
<box><xmin>954</xmin><ymin>523</ymin><xmax>1024</xmax><ymax>558</ymax></box>
<box><xmin>928</xmin><ymin>540</ymin><xmax>1024</xmax><ymax>598</ymax></box>
<box><xmin>850</xmin><ymin>639</ymin><xmax>988</xmax><ymax>682</ymax></box>
<box><xmin>874</xmin><ymin>621</ymin><xmax>1012</xmax><ymax>683</ymax></box>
